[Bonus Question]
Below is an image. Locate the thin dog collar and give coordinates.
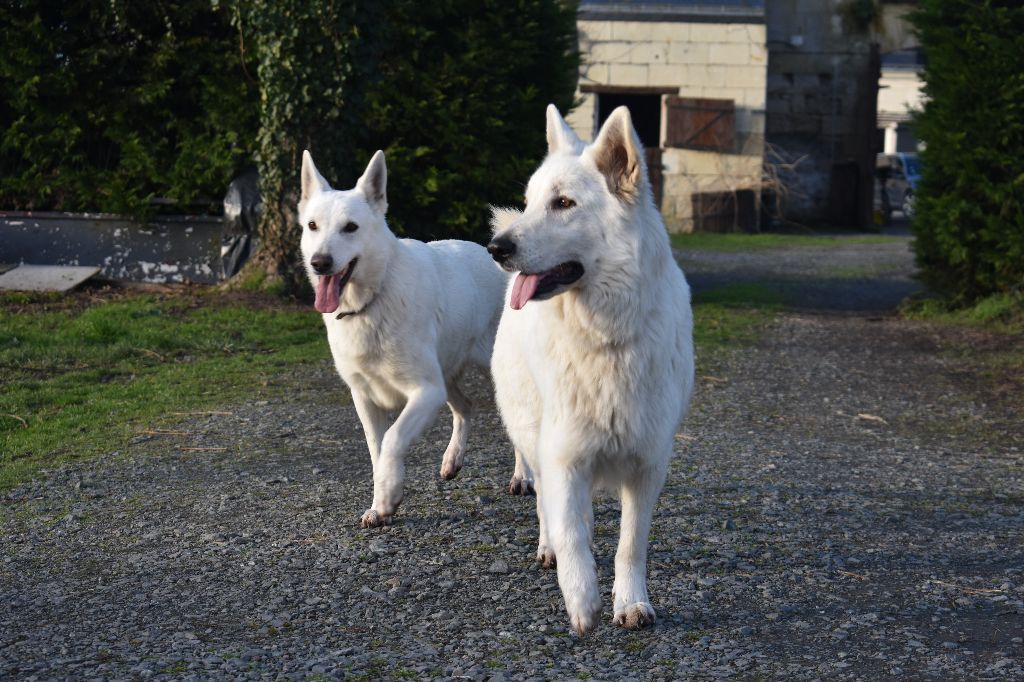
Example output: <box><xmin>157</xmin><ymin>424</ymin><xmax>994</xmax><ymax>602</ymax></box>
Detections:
<box><xmin>335</xmin><ymin>295</ymin><xmax>375</xmax><ymax>320</ymax></box>
<box><xmin>335</xmin><ymin>306</ymin><xmax>365</xmax><ymax>320</ymax></box>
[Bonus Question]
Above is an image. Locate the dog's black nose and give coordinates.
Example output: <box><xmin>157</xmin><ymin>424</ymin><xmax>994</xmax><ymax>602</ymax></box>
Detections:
<box><xmin>310</xmin><ymin>253</ymin><xmax>333</xmax><ymax>275</ymax></box>
<box><xmin>487</xmin><ymin>237</ymin><xmax>516</xmax><ymax>264</ymax></box>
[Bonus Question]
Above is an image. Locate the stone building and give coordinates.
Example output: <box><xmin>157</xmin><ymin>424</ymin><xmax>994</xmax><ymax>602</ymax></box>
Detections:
<box><xmin>567</xmin><ymin>1</ymin><xmax>920</xmax><ymax>232</ymax></box>
<box><xmin>763</xmin><ymin>0</ymin><xmax>881</xmax><ymax>229</ymax></box>
<box><xmin>566</xmin><ymin>0</ymin><xmax>768</xmax><ymax>233</ymax></box>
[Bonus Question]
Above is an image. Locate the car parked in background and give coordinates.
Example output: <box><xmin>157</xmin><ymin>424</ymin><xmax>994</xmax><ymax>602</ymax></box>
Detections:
<box><xmin>876</xmin><ymin>152</ymin><xmax>921</xmax><ymax>222</ymax></box>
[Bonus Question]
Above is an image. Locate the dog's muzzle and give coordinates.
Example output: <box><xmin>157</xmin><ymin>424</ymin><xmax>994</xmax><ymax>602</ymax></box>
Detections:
<box><xmin>487</xmin><ymin>236</ymin><xmax>516</xmax><ymax>267</ymax></box>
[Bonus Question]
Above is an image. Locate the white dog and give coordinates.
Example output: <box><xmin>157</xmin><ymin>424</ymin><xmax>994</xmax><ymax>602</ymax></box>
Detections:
<box><xmin>488</xmin><ymin>105</ymin><xmax>695</xmax><ymax>634</ymax></box>
<box><xmin>299</xmin><ymin>150</ymin><xmax>508</xmax><ymax>528</ymax></box>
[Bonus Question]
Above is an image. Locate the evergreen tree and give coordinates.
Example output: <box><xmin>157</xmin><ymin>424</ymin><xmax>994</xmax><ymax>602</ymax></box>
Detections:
<box><xmin>911</xmin><ymin>0</ymin><xmax>1024</xmax><ymax>302</ymax></box>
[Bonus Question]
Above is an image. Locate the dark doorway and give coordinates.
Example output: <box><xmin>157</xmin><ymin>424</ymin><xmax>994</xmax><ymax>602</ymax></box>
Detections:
<box><xmin>596</xmin><ymin>92</ymin><xmax>664</xmax><ymax>206</ymax></box>
<box><xmin>597</xmin><ymin>93</ymin><xmax>662</xmax><ymax>148</ymax></box>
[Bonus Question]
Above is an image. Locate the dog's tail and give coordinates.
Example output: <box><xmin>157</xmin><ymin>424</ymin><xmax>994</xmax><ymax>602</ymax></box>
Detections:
<box><xmin>489</xmin><ymin>206</ymin><xmax>522</xmax><ymax>235</ymax></box>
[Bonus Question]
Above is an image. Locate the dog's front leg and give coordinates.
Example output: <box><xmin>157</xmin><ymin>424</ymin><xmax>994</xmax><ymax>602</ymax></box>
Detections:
<box><xmin>360</xmin><ymin>384</ymin><xmax>446</xmax><ymax>528</ymax></box>
<box><xmin>538</xmin><ymin>449</ymin><xmax>601</xmax><ymax>635</ymax></box>
<box><xmin>612</xmin><ymin>458</ymin><xmax>668</xmax><ymax>629</ymax></box>
<box><xmin>352</xmin><ymin>391</ymin><xmax>388</xmax><ymax>468</ymax></box>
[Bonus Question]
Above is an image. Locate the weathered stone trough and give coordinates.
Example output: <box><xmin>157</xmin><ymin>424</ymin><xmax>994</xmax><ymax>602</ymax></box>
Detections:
<box><xmin>1</xmin><ymin>211</ymin><xmax>223</xmax><ymax>284</ymax></box>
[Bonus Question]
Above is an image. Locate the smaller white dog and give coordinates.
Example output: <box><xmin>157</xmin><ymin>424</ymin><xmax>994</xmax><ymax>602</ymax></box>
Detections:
<box><xmin>299</xmin><ymin>150</ymin><xmax>508</xmax><ymax>527</ymax></box>
<box><xmin>488</xmin><ymin>105</ymin><xmax>695</xmax><ymax>634</ymax></box>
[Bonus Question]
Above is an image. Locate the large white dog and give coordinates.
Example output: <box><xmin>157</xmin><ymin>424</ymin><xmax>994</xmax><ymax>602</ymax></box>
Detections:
<box><xmin>488</xmin><ymin>105</ymin><xmax>695</xmax><ymax>634</ymax></box>
<box><xmin>299</xmin><ymin>150</ymin><xmax>508</xmax><ymax>528</ymax></box>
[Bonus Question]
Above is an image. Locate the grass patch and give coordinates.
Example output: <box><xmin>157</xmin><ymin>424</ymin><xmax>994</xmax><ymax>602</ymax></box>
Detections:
<box><xmin>0</xmin><ymin>282</ymin><xmax>777</xmax><ymax>491</ymax></box>
<box><xmin>624</xmin><ymin>640</ymin><xmax>645</xmax><ymax>653</ymax></box>
<box><xmin>692</xmin><ymin>283</ymin><xmax>780</xmax><ymax>351</ymax></box>
<box><xmin>0</xmin><ymin>288</ymin><xmax>330</xmax><ymax>490</ymax></box>
<box><xmin>670</xmin><ymin>232</ymin><xmax>901</xmax><ymax>253</ymax></box>
<box><xmin>902</xmin><ymin>292</ymin><xmax>1024</xmax><ymax>333</ymax></box>
<box><xmin>693</xmin><ymin>283</ymin><xmax>787</xmax><ymax>309</ymax></box>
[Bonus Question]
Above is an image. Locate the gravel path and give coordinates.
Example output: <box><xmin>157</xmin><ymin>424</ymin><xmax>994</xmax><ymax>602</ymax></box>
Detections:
<box><xmin>3</xmin><ymin>236</ymin><xmax>1023</xmax><ymax>680</ymax></box>
<box><xmin>678</xmin><ymin>234</ymin><xmax>921</xmax><ymax>311</ymax></box>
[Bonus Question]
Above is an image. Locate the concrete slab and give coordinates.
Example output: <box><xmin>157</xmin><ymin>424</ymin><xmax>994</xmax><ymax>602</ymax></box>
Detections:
<box><xmin>0</xmin><ymin>264</ymin><xmax>101</xmax><ymax>292</ymax></box>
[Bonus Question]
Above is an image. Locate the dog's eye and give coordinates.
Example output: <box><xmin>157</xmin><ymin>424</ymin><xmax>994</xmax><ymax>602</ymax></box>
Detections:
<box><xmin>307</xmin><ymin>220</ymin><xmax>318</xmax><ymax>231</ymax></box>
<box><xmin>343</xmin><ymin>221</ymin><xmax>359</xmax><ymax>233</ymax></box>
<box><xmin>552</xmin><ymin>197</ymin><xmax>575</xmax><ymax>210</ymax></box>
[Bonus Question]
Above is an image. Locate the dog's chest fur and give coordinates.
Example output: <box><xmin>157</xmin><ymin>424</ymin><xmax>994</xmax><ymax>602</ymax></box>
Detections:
<box><xmin>325</xmin><ymin>316</ymin><xmax>409</xmax><ymax>412</ymax></box>
<box><xmin>532</xmin><ymin>297</ymin><xmax>669</xmax><ymax>456</ymax></box>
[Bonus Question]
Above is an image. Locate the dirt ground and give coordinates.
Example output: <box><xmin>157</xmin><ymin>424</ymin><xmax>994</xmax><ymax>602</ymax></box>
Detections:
<box><xmin>2</xmin><ymin>234</ymin><xmax>1022</xmax><ymax>680</ymax></box>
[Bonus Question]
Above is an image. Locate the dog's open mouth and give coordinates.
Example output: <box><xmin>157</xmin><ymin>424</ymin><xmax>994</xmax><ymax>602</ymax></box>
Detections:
<box><xmin>314</xmin><ymin>258</ymin><xmax>357</xmax><ymax>313</ymax></box>
<box><xmin>510</xmin><ymin>261</ymin><xmax>584</xmax><ymax>310</ymax></box>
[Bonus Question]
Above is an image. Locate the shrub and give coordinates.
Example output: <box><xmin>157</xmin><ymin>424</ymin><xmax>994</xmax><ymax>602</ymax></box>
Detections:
<box><xmin>363</xmin><ymin>0</ymin><xmax>580</xmax><ymax>242</ymax></box>
<box><xmin>910</xmin><ymin>0</ymin><xmax>1024</xmax><ymax>303</ymax></box>
<box><xmin>221</xmin><ymin>0</ymin><xmax>383</xmax><ymax>287</ymax></box>
<box><xmin>229</xmin><ymin>0</ymin><xmax>580</xmax><ymax>290</ymax></box>
<box><xmin>0</xmin><ymin>0</ymin><xmax>257</xmax><ymax>217</ymax></box>
<box><xmin>2</xmin><ymin>0</ymin><xmax>579</xmax><ymax>292</ymax></box>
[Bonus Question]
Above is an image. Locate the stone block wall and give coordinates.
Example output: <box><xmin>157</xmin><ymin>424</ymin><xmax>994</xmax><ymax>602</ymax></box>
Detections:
<box><xmin>566</xmin><ymin>18</ymin><xmax>767</xmax><ymax>233</ymax></box>
<box><xmin>764</xmin><ymin>0</ymin><xmax>880</xmax><ymax>228</ymax></box>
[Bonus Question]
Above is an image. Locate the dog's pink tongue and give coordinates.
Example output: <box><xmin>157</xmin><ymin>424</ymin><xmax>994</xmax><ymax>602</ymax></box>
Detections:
<box><xmin>314</xmin><ymin>274</ymin><xmax>341</xmax><ymax>313</ymax></box>
<box><xmin>510</xmin><ymin>273</ymin><xmax>541</xmax><ymax>310</ymax></box>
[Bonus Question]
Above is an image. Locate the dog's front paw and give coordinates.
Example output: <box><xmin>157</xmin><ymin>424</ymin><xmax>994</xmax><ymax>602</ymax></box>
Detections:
<box><xmin>565</xmin><ymin>587</ymin><xmax>603</xmax><ymax>636</ymax></box>
<box><xmin>613</xmin><ymin>602</ymin><xmax>656</xmax><ymax>630</ymax></box>
<box><xmin>508</xmin><ymin>474</ymin><xmax>535</xmax><ymax>496</ymax></box>
<box><xmin>536</xmin><ymin>545</ymin><xmax>556</xmax><ymax>569</ymax></box>
<box><xmin>359</xmin><ymin>509</ymin><xmax>391</xmax><ymax>528</ymax></box>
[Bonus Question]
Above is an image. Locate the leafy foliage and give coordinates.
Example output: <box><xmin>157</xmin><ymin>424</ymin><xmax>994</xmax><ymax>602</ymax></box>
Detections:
<box><xmin>227</xmin><ymin>0</ymin><xmax>579</xmax><ymax>289</ymax></box>
<box><xmin>0</xmin><ymin>1</ymin><xmax>257</xmax><ymax>216</ymax></box>
<box><xmin>220</xmin><ymin>0</ymin><xmax>384</xmax><ymax>287</ymax></box>
<box><xmin>910</xmin><ymin>0</ymin><xmax>1024</xmax><ymax>303</ymax></box>
<box><xmin>2</xmin><ymin>0</ymin><xmax>579</xmax><ymax>290</ymax></box>
<box><xmin>362</xmin><ymin>1</ymin><xmax>580</xmax><ymax>241</ymax></box>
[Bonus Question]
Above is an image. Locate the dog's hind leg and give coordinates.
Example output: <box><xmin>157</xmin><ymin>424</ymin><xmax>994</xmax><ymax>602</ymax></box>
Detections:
<box><xmin>533</xmin><ymin>473</ymin><xmax>556</xmax><ymax>568</ymax></box>
<box><xmin>611</xmin><ymin>458</ymin><xmax>669</xmax><ymax>630</ymax></box>
<box><xmin>440</xmin><ymin>382</ymin><xmax>470</xmax><ymax>480</ymax></box>
<box><xmin>362</xmin><ymin>383</ymin><xmax>447</xmax><ymax>528</ymax></box>
<box><xmin>508</xmin><ymin>448</ymin><xmax>535</xmax><ymax>496</ymax></box>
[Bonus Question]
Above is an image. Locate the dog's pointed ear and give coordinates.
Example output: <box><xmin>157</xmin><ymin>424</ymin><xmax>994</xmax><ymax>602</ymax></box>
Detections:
<box><xmin>590</xmin><ymin>106</ymin><xmax>643</xmax><ymax>201</ymax></box>
<box><xmin>489</xmin><ymin>206</ymin><xmax>522</xmax><ymax>235</ymax></box>
<box><xmin>546</xmin><ymin>104</ymin><xmax>583</xmax><ymax>155</ymax></box>
<box><xmin>356</xmin><ymin>150</ymin><xmax>388</xmax><ymax>214</ymax></box>
<box><xmin>301</xmin><ymin>150</ymin><xmax>330</xmax><ymax>203</ymax></box>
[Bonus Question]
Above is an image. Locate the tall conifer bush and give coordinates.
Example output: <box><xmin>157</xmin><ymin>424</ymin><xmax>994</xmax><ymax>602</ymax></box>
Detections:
<box><xmin>911</xmin><ymin>0</ymin><xmax>1024</xmax><ymax>303</ymax></box>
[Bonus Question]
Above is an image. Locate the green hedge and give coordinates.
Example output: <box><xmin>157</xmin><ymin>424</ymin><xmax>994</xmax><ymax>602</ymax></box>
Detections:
<box><xmin>2</xmin><ymin>0</ymin><xmax>578</xmax><ymax>284</ymax></box>
<box><xmin>0</xmin><ymin>1</ymin><xmax>257</xmax><ymax>217</ymax></box>
<box><xmin>911</xmin><ymin>0</ymin><xmax>1024</xmax><ymax>303</ymax></box>
<box><xmin>363</xmin><ymin>0</ymin><xmax>580</xmax><ymax>242</ymax></box>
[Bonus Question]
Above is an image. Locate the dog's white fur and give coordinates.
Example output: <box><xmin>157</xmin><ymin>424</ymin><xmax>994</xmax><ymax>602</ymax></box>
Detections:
<box><xmin>489</xmin><ymin>105</ymin><xmax>694</xmax><ymax>634</ymax></box>
<box><xmin>299</xmin><ymin>150</ymin><xmax>508</xmax><ymax>527</ymax></box>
